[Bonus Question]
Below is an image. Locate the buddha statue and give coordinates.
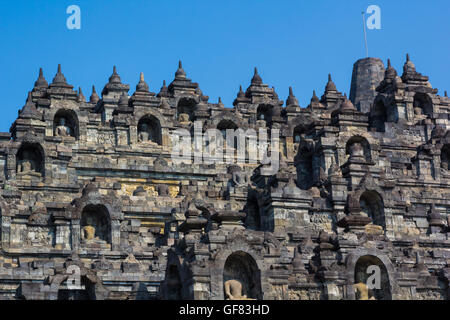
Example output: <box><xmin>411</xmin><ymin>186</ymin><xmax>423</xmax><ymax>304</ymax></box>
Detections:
<box><xmin>360</xmin><ymin>199</ymin><xmax>369</xmax><ymax>216</ymax></box>
<box><xmin>82</xmin><ymin>215</ymin><xmax>99</xmax><ymax>241</ymax></box>
<box><xmin>55</xmin><ymin>117</ymin><xmax>71</xmax><ymax>137</ymax></box>
<box><xmin>138</xmin><ymin>123</ymin><xmax>150</xmax><ymax>142</ymax></box>
<box><xmin>354</xmin><ymin>282</ymin><xmax>376</xmax><ymax>300</ymax></box>
<box><xmin>349</xmin><ymin>142</ymin><xmax>364</xmax><ymax>159</ymax></box>
<box><xmin>178</xmin><ymin>113</ymin><xmax>190</xmax><ymax>123</ymax></box>
<box><xmin>17</xmin><ymin>158</ymin><xmax>32</xmax><ymax>173</ymax></box>
<box><xmin>232</xmin><ymin>170</ymin><xmax>248</xmax><ymax>187</ymax></box>
<box><xmin>413</xmin><ymin>100</ymin><xmax>423</xmax><ymax>115</ymax></box>
<box><xmin>17</xmin><ymin>150</ymin><xmax>40</xmax><ymax>176</ymax></box>
<box><xmin>224</xmin><ymin>279</ymin><xmax>255</xmax><ymax>300</ymax></box>
<box><xmin>82</xmin><ymin>225</ymin><xmax>96</xmax><ymax>241</ymax></box>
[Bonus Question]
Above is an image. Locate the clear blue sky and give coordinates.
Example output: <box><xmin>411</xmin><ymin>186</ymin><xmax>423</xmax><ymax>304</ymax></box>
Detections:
<box><xmin>0</xmin><ymin>0</ymin><xmax>448</xmax><ymax>132</ymax></box>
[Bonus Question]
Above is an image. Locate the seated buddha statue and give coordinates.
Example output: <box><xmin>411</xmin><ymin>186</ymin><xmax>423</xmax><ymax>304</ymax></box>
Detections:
<box><xmin>354</xmin><ymin>282</ymin><xmax>376</xmax><ymax>300</ymax></box>
<box><xmin>81</xmin><ymin>216</ymin><xmax>100</xmax><ymax>242</ymax></box>
<box><xmin>224</xmin><ymin>279</ymin><xmax>255</xmax><ymax>300</ymax></box>
<box><xmin>55</xmin><ymin>117</ymin><xmax>72</xmax><ymax>137</ymax></box>
<box><xmin>138</xmin><ymin>123</ymin><xmax>150</xmax><ymax>142</ymax></box>
<box><xmin>17</xmin><ymin>150</ymin><xmax>41</xmax><ymax>177</ymax></box>
<box><xmin>349</xmin><ymin>142</ymin><xmax>365</xmax><ymax>160</ymax></box>
<box><xmin>178</xmin><ymin>113</ymin><xmax>190</xmax><ymax>124</ymax></box>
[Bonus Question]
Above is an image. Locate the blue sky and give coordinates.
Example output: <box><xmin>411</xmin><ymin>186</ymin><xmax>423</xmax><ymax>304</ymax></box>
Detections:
<box><xmin>0</xmin><ymin>0</ymin><xmax>448</xmax><ymax>132</ymax></box>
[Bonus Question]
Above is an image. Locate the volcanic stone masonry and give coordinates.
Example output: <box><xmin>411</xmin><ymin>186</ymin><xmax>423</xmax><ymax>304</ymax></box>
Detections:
<box><xmin>0</xmin><ymin>55</ymin><xmax>449</xmax><ymax>300</ymax></box>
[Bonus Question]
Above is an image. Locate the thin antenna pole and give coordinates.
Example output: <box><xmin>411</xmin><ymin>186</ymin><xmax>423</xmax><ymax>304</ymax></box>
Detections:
<box><xmin>361</xmin><ymin>11</ymin><xmax>369</xmax><ymax>58</ymax></box>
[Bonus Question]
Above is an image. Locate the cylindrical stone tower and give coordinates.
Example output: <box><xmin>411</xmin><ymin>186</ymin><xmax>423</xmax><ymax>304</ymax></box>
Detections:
<box><xmin>349</xmin><ymin>58</ymin><xmax>385</xmax><ymax>114</ymax></box>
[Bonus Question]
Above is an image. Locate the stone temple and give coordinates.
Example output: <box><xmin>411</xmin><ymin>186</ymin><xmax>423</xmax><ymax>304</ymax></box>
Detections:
<box><xmin>0</xmin><ymin>55</ymin><xmax>449</xmax><ymax>300</ymax></box>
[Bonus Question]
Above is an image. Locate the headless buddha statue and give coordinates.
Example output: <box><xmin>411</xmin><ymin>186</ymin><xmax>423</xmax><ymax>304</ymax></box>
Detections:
<box><xmin>82</xmin><ymin>216</ymin><xmax>99</xmax><ymax>242</ymax></box>
<box><xmin>354</xmin><ymin>282</ymin><xmax>376</xmax><ymax>300</ymax></box>
<box><xmin>138</xmin><ymin>123</ymin><xmax>150</xmax><ymax>142</ymax></box>
<box><xmin>178</xmin><ymin>113</ymin><xmax>190</xmax><ymax>123</ymax></box>
<box><xmin>224</xmin><ymin>279</ymin><xmax>255</xmax><ymax>300</ymax></box>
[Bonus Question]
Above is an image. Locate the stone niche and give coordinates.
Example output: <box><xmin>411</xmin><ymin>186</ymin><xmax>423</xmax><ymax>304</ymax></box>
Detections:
<box><xmin>354</xmin><ymin>255</ymin><xmax>391</xmax><ymax>300</ymax></box>
<box><xmin>295</xmin><ymin>146</ymin><xmax>314</xmax><ymax>190</ymax></box>
<box><xmin>223</xmin><ymin>251</ymin><xmax>262</xmax><ymax>300</ymax></box>
<box><xmin>256</xmin><ymin>104</ymin><xmax>273</xmax><ymax>124</ymax></box>
<box><xmin>165</xmin><ymin>265</ymin><xmax>182</xmax><ymax>300</ymax></box>
<box><xmin>413</xmin><ymin>92</ymin><xmax>433</xmax><ymax>118</ymax></box>
<box><xmin>359</xmin><ymin>191</ymin><xmax>385</xmax><ymax>228</ymax></box>
<box><xmin>441</xmin><ymin>144</ymin><xmax>450</xmax><ymax>170</ymax></box>
<box><xmin>53</xmin><ymin>109</ymin><xmax>78</xmax><ymax>139</ymax></box>
<box><xmin>80</xmin><ymin>204</ymin><xmax>111</xmax><ymax>245</ymax></box>
<box><xmin>345</xmin><ymin>136</ymin><xmax>371</xmax><ymax>163</ymax></box>
<box><xmin>16</xmin><ymin>144</ymin><xmax>44</xmax><ymax>179</ymax></box>
<box><xmin>137</xmin><ymin>115</ymin><xmax>162</xmax><ymax>145</ymax></box>
<box><xmin>217</xmin><ymin>120</ymin><xmax>238</xmax><ymax>148</ymax></box>
<box><xmin>370</xmin><ymin>100</ymin><xmax>388</xmax><ymax>132</ymax></box>
<box><xmin>177</xmin><ymin>98</ymin><xmax>196</xmax><ymax>122</ymax></box>
<box><xmin>243</xmin><ymin>196</ymin><xmax>261</xmax><ymax>231</ymax></box>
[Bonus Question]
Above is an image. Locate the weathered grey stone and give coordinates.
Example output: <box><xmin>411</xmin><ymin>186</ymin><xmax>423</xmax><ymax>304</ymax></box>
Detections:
<box><xmin>0</xmin><ymin>57</ymin><xmax>449</xmax><ymax>300</ymax></box>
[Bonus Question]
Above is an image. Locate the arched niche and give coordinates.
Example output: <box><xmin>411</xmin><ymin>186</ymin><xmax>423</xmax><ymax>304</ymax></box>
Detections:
<box><xmin>244</xmin><ymin>196</ymin><xmax>261</xmax><ymax>231</ymax></box>
<box><xmin>165</xmin><ymin>265</ymin><xmax>182</xmax><ymax>300</ymax></box>
<box><xmin>223</xmin><ymin>251</ymin><xmax>262</xmax><ymax>300</ymax></box>
<box><xmin>354</xmin><ymin>255</ymin><xmax>391</xmax><ymax>300</ymax></box>
<box><xmin>217</xmin><ymin>120</ymin><xmax>238</xmax><ymax>148</ymax></box>
<box><xmin>53</xmin><ymin>109</ymin><xmax>78</xmax><ymax>139</ymax></box>
<box><xmin>256</xmin><ymin>104</ymin><xmax>273</xmax><ymax>124</ymax></box>
<box><xmin>293</xmin><ymin>125</ymin><xmax>306</xmax><ymax>143</ymax></box>
<box><xmin>177</xmin><ymin>98</ymin><xmax>196</xmax><ymax>122</ymax></box>
<box><xmin>295</xmin><ymin>144</ymin><xmax>314</xmax><ymax>190</ymax></box>
<box><xmin>217</xmin><ymin>119</ymin><xmax>238</xmax><ymax>134</ymax></box>
<box><xmin>80</xmin><ymin>204</ymin><xmax>111</xmax><ymax>244</ymax></box>
<box><xmin>413</xmin><ymin>92</ymin><xmax>433</xmax><ymax>117</ymax></box>
<box><xmin>16</xmin><ymin>143</ymin><xmax>45</xmax><ymax>178</ymax></box>
<box><xmin>441</xmin><ymin>144</ymin><xmax>450</xmax><ymax>170</ymax></box>
<box><xmin>370</xmin><ymin>101</ymin><xmax>387</xmax><ymax>132</ymax></box>
<box><xmin>359</xmin><ymin>191</ymin><xmax>385</xmax><ymax>227</ymax></box>
<box><xmin>67</xmin><ymin>183</ymin><xmax>123</xmax><ymax>251</ymax></box>
<box><xmin>346</xmin><ymin>136</ymin><xmax>371</xmax><ymax>163</ymax></box>
<box><xmin>138</xmin><ymin>115</ymin><xmax>162</xmax><ymax>145</ymax></box>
